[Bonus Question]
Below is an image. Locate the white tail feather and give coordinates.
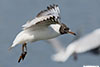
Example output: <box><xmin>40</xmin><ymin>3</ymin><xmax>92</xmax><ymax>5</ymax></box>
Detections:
<box><xmin>8</xmin><ymin>43</ymin><xmax>16</xmax><ymax>51</ymax></box>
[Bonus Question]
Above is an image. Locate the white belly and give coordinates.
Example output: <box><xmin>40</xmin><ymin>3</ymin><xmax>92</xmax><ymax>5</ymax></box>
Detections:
<box><xmin>13</xmin><ymin>25</ymin><xmax>61</xmax><ymax>44</ymax></box>
<box><xmin>31</xmin><ymin>28</ymin><xmax>60</xmax><ymax>41</ymax></box>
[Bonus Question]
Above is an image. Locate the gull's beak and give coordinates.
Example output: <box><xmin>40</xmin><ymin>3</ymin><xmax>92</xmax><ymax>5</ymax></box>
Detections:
<box><xmin>68</xmin><ymin>30</ymin><xmax>76</xmax><ymax>36</ymax></box>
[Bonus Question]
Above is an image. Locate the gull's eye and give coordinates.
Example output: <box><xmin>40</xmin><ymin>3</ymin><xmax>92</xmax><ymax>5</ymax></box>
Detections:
<box><xmin>66</xmin><ymin>28</ymin><xmax>69</xmax><ymax>30</ymax></box>
<box><xmin>64</xmin><ymin>28</ymin><xmax>67</xmax><ymax>30</ymax></box>
<box><xmin>64</xmin><ymin>27</ymin><xmax>69</xmax><ymax>31</ymax></box>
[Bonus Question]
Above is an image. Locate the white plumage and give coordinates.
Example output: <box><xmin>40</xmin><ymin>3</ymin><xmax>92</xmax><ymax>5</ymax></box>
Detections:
<box><xmin>52</xmin><ymin>28</ymin><xmax>100</xmax><ymax>62</ymax></box>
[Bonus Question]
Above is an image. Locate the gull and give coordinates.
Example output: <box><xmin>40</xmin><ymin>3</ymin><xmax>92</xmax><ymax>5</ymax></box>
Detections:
<box><xmin>8</xmin><ymin>4</ymin><xmax>76</xmax><ymax>63</ymax></box>
<box><xmin>52</xmin><ymin>28</ymin><xmax>100</xmax><ymax>62</ymax></box>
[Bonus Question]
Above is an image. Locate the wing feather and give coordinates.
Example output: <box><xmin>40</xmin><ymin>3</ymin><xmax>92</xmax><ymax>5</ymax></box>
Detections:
<box><xmin>22</xmin><ymin>4</ymin><xmax>61</xmax><ymax>30</ymax></box>
<box><xmin>22</xmin><ymin>15</ymin><xmax>59</xmax><ymax>30</ymax></box>
<box><xmin>36</xmin><ymin>4</ymin><xmax>60</xmax><ymax>20</ymax></box>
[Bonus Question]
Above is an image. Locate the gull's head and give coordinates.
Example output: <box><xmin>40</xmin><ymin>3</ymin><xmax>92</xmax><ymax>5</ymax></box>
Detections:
<box><xmin>59</xmin><ymin>23</ymin><xmax>76</xmax><ymax>36</ymax></box>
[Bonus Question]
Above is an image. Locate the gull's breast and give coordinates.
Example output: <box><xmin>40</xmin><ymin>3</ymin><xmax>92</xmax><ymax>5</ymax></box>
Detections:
<box><xmin>31</xmin><ymin>27</ymin><xmax>60</xmax><ymax>40</ymax></box>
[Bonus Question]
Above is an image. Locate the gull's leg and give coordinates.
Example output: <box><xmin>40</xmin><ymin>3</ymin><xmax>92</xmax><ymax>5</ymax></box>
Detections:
<box><xmin>24</xmin><ymin>43</ymin><xmax>27</xmax><ymax>52</ymax></box>
<box><xmin>73</xmin><ymin>52</ymin><xmax>77</xmax><ymax>60</ymax></box>
<box><xmin>18</xmin><ymin>43</ymin><xmax>27</xmax><ymax>63</ymax></box>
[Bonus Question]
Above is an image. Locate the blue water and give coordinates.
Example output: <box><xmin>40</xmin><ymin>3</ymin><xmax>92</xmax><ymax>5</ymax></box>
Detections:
<box><xmin>0</xmin><ymin>0</ymin><xmax>100</xmax><ymax>67</ymax></box>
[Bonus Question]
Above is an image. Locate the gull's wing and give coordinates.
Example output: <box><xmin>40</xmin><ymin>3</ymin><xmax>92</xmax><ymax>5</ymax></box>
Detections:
<box><xmin>73</xmin><ymin>30</ymin><xmax>100</xmax><ymax>53</ymax></box>
<box><xmin>22</xmin><ymin>4</ymin><xmax>61</xmax><ymax>30</ymax></box>
<box><xmin>36</xmin><ymin>4</ymin><xmax>60</xmax><ymax>20</ymax></box>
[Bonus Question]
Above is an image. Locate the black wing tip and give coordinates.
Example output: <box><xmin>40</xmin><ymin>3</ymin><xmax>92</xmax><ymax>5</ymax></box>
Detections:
<box><xmin>36</xmin><ymin>4</ymin><xmax>59</xmax><ymax>17</ymax></box>
<box><xmin>47</xmin><ymin>4</ymin><xmax>58</xmax><ymax>10</ymax></box>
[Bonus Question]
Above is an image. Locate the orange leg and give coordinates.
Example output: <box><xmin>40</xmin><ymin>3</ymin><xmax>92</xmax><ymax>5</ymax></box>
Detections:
<box><xmin>22</xmin><ymin>43</ymin><xmax>27</xmax><ymax>52</ymax></box>
<box><xmin>18</xmin><ymin>43</ymin><xmax>27</xmax><ymax>63</ymax></box>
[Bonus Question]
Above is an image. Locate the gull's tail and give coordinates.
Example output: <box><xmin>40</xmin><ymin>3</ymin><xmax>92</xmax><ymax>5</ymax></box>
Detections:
<box><xmin>8</xmin><ymin>31</ymin><xmax>25</xmax><ymax>51</ymax></box>
<box><xmin>8</xmin><ymin>43</ymin><xmax>16</xmax><ymax>51</ymax></box>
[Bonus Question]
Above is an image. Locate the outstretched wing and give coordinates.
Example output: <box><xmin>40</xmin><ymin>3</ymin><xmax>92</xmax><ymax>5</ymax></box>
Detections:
<box><xmin>22</xmin><ymin>4</ymin><xmax>61</xmax><ymax>30</ymax></box>
<box><xmin>36</xmin><ymin>4</ymin><xmax>60</xmax><ymax>20</ymax></box>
